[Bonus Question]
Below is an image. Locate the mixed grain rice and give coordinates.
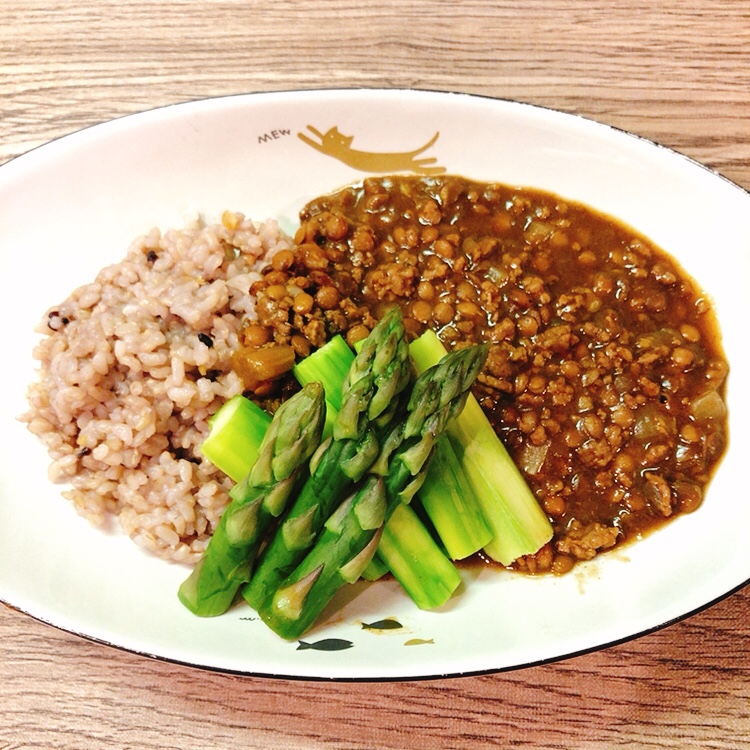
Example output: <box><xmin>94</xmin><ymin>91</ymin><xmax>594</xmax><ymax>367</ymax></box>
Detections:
<box><xmin>22</xmin><ymin>212</ymin><xmax>290</xmax><ymax>563</ymax></box>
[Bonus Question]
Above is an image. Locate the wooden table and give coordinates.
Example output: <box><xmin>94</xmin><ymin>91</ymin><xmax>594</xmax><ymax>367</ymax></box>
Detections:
<box><xmin>2</xmin><ymin>1</ymin><xmax>749</xmax><ymax>747</ymax></box>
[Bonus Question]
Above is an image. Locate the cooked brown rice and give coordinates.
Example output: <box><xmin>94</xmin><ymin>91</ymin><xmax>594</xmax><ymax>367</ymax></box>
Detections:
<box><xmin>22</xmin><ymin>212</ymin><xmax>291</xmax><ymax>563</ymax></box>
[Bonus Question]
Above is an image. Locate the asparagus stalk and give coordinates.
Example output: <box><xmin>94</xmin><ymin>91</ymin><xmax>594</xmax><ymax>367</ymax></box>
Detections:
<box><xmin>242</xmin><ymin>308</ymin><xmax>412</xmax><ymax>611</ymax></box>
<box><xmin>293</xmin><ymin>335</ymin><xmax>354</xmax><ymax>437</ymax></box>
<box><xmin>178</xmin><ymin>383</ymin><xmax>326</xmax><ymax>617</ymax></box>
<box><xmin>376</xmin><ymin>502</ymin><xmax>462</xmax><ymax>609</ymax></box>
<box><xmin>360</xmin><ymin>553</ymin><xmax>389</xmax><ymax>581</ymax></box>
<box><xmin>199</xmin><ymin>395</ymin><xmax>272</xmax><ymax>482</ymax></box>
<box><xmin>409</xmin><ymin>330</ymin><xmax>553</xmax><ymax>565</ymax></box>
<box><xmin>415</xmin><ymin>435</ymin><xmax>493</xmax><ymax>559</ymax></box>
<box><xmin>334</xmin><ymin>309</ymin><xmax>412</xmax><ymax>441</ymax></box>
<box><xmin>293</xmin><ymin>334</ymin><xmax>354</xmax><ymax>413</ymax></box>
<box><xmin>258</xmin><ymin>344</ymin><xmax>488</xmax><ymax>640</ymax></box>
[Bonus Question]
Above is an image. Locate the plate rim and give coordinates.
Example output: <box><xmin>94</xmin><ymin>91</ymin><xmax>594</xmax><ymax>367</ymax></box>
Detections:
<box><xmin>2</xmin><ymin>87</ymin><xmax>748</xmax><ymax>680</ymax></box>
<box><xmin>3</xmin><ymin>86</ymin><xmax>749</xmax><ymax>203</ymax></box>
<box><xmin>4</xmin><ymin>573</ymin><xmax>749</xmax><ymax>682</ymax></box>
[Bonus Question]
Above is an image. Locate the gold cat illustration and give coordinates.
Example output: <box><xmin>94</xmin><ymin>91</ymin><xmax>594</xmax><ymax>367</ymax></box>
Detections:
<box><xmin>298</xmin><ymin>126</ymin><xmax>445</xmax><ymax>175</ymax></box>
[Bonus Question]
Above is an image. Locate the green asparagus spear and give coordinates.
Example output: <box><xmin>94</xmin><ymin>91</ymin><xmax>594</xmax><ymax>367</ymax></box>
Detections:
<box><xmin>178</xmin><ymin>383</ymin><xmax>326</xmax><ymax>617</ymax></box>
<box><xmin>258</xmin><ymin>343</ymin><xmax>489</xmax><ymax>640</ymax></box>
<box><xmin>410</xmin><ymin>330</ymin><xmax>553</xmax><ymax>564</ymax></box>
<box><xmin>360</xmin><ymin>552</ymin><xmax>390</xmax><ymax>581</ymax></box>
<box><xmin>293</xmin><ymin>335</ymin><xmax>354</xmax><ymax>438</ymax></box>
<box><xmin>334</xmin><ymin>307</ymin><xmax>412</xmax><ymax>440</ymax></box>
<box><xmin>241</xmin><ymin>307</ymin><xmax>412</xmax><ymax>611</ymax></box>
<box><xmin>375</xmin><ymin>501</ymin><xmax>462</xmax><ymax>609</ymax></box>
<box><xmin>412</xmin><ymin>435</ymin><xmax>493</xmax><ymax>559</ymax></box>
<box><xmin>199</xmin><ymin>394</ymin><xmax>272</xmax><ymax>482</ymax></box>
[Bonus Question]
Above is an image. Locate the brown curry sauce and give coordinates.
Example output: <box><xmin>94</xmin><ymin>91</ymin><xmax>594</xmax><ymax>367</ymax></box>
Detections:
<box><xmin>242</xmin><ymin>175</ymin><xmax>729</xmax><ymax>574</ymax></box>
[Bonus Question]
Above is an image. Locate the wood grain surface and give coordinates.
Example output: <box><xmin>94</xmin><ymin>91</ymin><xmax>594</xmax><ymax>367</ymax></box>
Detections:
<box><xmin>2</xmin><ymin>1</ymin><xmax>749</xmax><ymax>748</ymax></box>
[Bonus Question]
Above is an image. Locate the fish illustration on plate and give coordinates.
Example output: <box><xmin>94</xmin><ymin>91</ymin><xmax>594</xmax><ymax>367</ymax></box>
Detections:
<box><xmin>296</xmin><ymin>638</ymin><xmax>354</xmax><ymax>652</ymax></box>
<box><xmin>362</xmin><ymin>618</ymin><xmax>404</xmax><ymax>631</ymax></box>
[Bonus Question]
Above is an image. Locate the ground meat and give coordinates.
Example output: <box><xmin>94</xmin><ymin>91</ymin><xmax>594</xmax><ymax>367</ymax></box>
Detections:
<box><xmin>556</xmin><ymin>521</ymin><xmax>621</xmax><ymax>561</ymax></box>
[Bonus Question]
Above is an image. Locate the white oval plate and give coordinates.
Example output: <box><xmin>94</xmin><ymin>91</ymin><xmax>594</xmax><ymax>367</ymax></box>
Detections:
<box><xmin>1</xmin><ymin>89</ymin><xmax>748</xmax><ymax>680</ymax></box>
